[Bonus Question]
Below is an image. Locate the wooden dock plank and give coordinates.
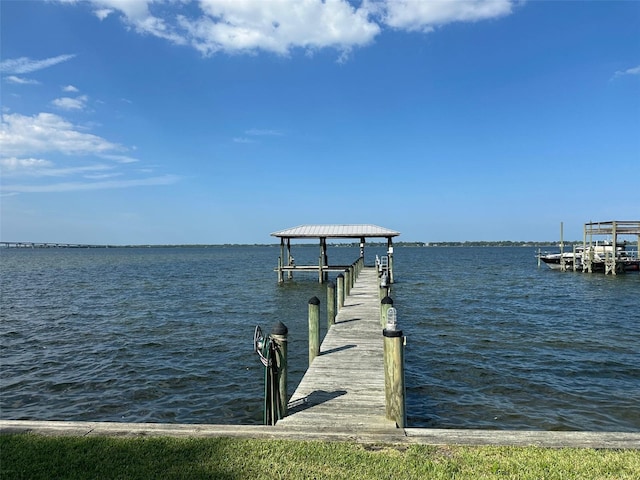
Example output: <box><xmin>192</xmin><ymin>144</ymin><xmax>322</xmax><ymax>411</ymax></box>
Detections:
<box><xmin>277</xmin><ymin>267</ymin><xmax>397</xmax><ymax>432</ymax></box>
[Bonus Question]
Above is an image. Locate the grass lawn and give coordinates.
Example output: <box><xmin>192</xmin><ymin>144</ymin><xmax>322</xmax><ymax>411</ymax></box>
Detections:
<box><xmin>2</xmin><ymin>434</ymin><xmax>639</xmax><ymax>479</ymax></box>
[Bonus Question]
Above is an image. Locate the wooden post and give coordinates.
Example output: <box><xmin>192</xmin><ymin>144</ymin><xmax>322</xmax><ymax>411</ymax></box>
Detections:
<box><xmin>349</xmin><ymin>265</ymin><xmax>355</xmax><ymax>289</ymax></box>
<box><xmin>270</xmin><ymin>321</ymin><xmax>288</xmax><ymax>418</ymax></box>
<box><xmin>383</xmin><ymin>307</ymin><xmax>406</xmax><ymax>428</ymax></box>
<box><xmin>278</xmin><ymin>238</ymin><xmax>285</xmax><ymax>283</ymax></box>
<box><xmin>387</xmin><ymin>237</ymin><xmax>395</xmax><ymax>284</ymax></box>
<box><xmin>327</xmin><ymin>281</ymin><xmax>336</xmax><ymax>327</ymax></box>
<box><xmin>287</xmin><ymin>238</ymin><xmax>293</xmax><ymax>280</ymax></box>
<box><xmin>380</xmin><ymin>296</ymin><xmax>393</xmax><ymax>328</ymax></box>
<box><xmin>344</xmin><ymin>269</ymin><xmax>351</xmax><ymax>297</ymax></box>
<box><xmin>336</xmin><ymin>274</ymin><xmax>345</xmax><ymax>310</ymax></box>
<box><xmin>308</xmin><ymin>296</ymin><xmax>320</xmax><ymax>366</ymax></box>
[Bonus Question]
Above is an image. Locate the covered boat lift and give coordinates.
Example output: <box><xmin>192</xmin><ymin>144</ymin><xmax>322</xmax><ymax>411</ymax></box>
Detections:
<box><xmin>271</xmin><ymin>224</ymin><xmax>400</xmax><ymax>283</ymax></box>
<box><xmin>583</xmin><ymin>220</ymin><xmax>640</xmax><ymax>274</ymax></box>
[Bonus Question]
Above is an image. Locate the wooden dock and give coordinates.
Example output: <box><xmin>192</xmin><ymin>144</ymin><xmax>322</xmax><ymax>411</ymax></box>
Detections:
<box><xmin>276</xmin><ymin>266</ymin><xmax>398</xmax><ymax>433</ymax></box>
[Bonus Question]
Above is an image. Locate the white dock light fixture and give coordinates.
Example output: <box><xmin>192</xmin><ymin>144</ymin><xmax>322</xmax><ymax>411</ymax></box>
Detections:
<box><xmin>385</xmin><ymin>307</ymin><xmax>398</xmax><ymax>332</ymax></box>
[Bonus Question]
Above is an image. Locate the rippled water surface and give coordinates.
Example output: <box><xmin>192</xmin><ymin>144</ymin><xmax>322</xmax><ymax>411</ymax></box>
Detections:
<box><xmin>1</xmin><ymin>246</ymin><xmax>638</xmax><ymax>430</ymax></box>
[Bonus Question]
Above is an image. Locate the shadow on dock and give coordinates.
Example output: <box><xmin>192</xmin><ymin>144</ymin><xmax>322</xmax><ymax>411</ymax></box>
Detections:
<box><xmin>321</xmin><ymin>344</ymin><xmax>357</xmax><ymax>356</ymax></box>
<box><xmin>287</xmin><ymin>390</ymin><xmax>348</xmax><ymax>415</ymax></box>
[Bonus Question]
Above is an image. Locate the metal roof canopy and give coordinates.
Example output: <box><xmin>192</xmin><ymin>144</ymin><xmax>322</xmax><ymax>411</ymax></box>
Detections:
<box><xmin>271</xmin><ymin>224</ymin><xmax>400</xmax><ymax>239</ymax></box>
<box><xmin>584</xmin><ymin>220</ymin><xmax>640</xmax><ymax>236</ymax></box>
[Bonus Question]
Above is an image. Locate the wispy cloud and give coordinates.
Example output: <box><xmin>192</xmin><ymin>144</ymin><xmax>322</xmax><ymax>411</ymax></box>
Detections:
<box><xmin>613</xmin><ymin>65</ymin><xmax>640</xmax><ymax>79</ymax></box>
<box><xmin>0</xmin><ymin>111</ymin><xmax>180</xmax><ymax>195</ymax></box>
<box><xmin>0</xmin><ymin>158</ymin><xmax>114</xmax><ymax>178</ymax></box>
<box><xmin>0</xmin><ymin>54</ymin><xmax>76</xmax><ymax>74</ymax></box>
<box><xmin>0</xmin><ymin>157</ymin><xmax>54</xmax><ymax>174</ymax></box>
<box><xmin>233</xmin><ymin>137</ymin><xmax>256</xmax><ymax>144</ymax></box>
<box><xmin>245</xmin><ymin>128</ymin><xmax>284</xmax><ymax>136</ymax></box>
<box><xmin>51</xmin><ymin>95</ymin><xmax>89</xmax><ymax>111</ymax></box>
<box><xmin>63</xmin><ymin>85</ymin><xmax>79</xmax><ymax>92</ymax></box>
<box><xmin>3</xmin><ymin>175</ymin><xmax>181</xmax><ymax>193</ymax></box>
<box><xmin>5</xmin><ymin>75</ymin><xmax>40</xmax><ymax>85</ymax></box>
<box><xmin>1</xmin><ymin>112</ymin><xmax>120</xmax><ymax>156</ymax></box>
<box><xmin>99</xmin><ymin>154</ymin><xmax>140</xmax><ymax>164</ymax></box>
<box><xmin>234</xmin><ymin>128</ymin><xmax>285</xmax><ymax>143</ymax></box>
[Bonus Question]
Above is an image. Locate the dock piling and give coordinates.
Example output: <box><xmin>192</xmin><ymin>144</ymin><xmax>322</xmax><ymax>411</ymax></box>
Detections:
<box><xmin>336</xmin><ymin>274</ymin><xmax>345</xmax><ymax>310</ymax></box>
<box><xmin>383</xmin><ymin>307</ymin><xmax>406</xmax><ymax>428</ymax></box>
<box><xmin>327</xmin><ymin>281</ymin><xmax>336</xmax><ymax>327</ymax></box>
<box><xmin>308</xmin><ymin>296</ymin><xmax>321</xmax><ymax>366</ymax></box>
<box><xmin>270</xmin><ymin>321</ymin><xmax>289</xmax><ymax>419</ymax></box>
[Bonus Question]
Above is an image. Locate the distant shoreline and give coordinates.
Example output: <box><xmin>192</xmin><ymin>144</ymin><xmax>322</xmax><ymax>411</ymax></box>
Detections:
<box><xmin>2</xmin><ymin>241</ymin><xmax>637</xmax><ymax>249</ymax></box>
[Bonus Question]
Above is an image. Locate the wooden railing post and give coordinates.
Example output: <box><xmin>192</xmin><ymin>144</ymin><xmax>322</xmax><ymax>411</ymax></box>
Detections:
<box><xmin>336</xmin><ymin>274</ymin><xmax>345</xmax><ymax>310</ymax></box>
<box><xmin>344</xmin><ymin>269</ymin><xmax>351</xmax><ymax>297</ymax></box>
<box><xmin>327</xmin><ymin>281</ymin><xmax>336</xmax><ymax>327</ymax></box>
<box><xmin>308</xmin><ymin>296</ymin><xmax>320</xmax><ymax>366</ymax></box>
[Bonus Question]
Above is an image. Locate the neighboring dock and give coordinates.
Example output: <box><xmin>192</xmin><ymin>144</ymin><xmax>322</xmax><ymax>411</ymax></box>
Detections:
<box><xmin>275</xmin><ymin>266</ymin><xmax>397</xmax><ymax>434</ymax></box>
<box><xmin>538</xmin><ymin>220</ymin><xmax>640</xmax><ymax>274</ymax></box>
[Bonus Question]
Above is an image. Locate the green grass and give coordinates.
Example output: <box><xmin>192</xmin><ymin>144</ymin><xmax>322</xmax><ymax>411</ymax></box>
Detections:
<box><xmin>1</xmin><ymin>434</ymin><xmax>639</xmax><ymax>479</ymax></box>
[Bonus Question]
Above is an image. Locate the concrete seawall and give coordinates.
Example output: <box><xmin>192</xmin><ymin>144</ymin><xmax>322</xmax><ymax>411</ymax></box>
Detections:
<box><xmin>2</xmin><ymin>420</ymin><xmax>639</xmax><ymax>449</ymax></box>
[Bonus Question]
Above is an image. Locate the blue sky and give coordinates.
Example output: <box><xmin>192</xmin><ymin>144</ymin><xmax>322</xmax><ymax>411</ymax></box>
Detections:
<box><xmin>1</xmin><ymin>0</ymin><xmax>638</xmax><ymax>245</ymax></box>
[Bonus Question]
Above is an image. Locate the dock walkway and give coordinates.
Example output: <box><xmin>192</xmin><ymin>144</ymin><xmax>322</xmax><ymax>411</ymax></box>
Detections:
<box><xmin>276</xmin><ymin>266</ymin><xmax>397</xmax><ymax>433</ymax></box>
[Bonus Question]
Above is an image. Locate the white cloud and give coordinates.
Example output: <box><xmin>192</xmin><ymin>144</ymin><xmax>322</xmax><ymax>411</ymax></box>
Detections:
<box><xmin>94</xmin><ymin>8</ymin><xmax>114</xmax><ymax>20</ymax></box>
<box><xmin>0</xmin><ymin>112</ymin><xmax>121</xmax><ymax>157</ymax></box>
<box><xmin>382</xmin><ymin>0</ymin><xmax>513</xmax><ymax>32</ymax></box>
<box><xmin>63</xmin><ymin>85</ymin><xmax>80</xmax><ymax>92</ymax></box>
<box><xmin>613</xmin><ymin>65</ymin><xmax>640</xmax><ymax>79</ymax></box>
<box><xmin>0</xmin><ymin>54</ymin><xmax>76</xmax><ymax>74</ymax></box>
<box><xmin>0</xmin><ymin>157</ymin><xmax>54</xmax><ymax>174</ymax></box>
<box><xmin>51</xmin><ymin>95</ymin><xmax>89</xmax><ymax>111</ymax></box>
<box><xmin>4</xmin><ymin>76</ymin><xmax>40</xmax><ymax>85</ymax></box>
<box><xmin>0</xmin><ymin>112</ymin><xmax>180</xmax><ymax>194</ymax></box>
<box><xmin>73</xmin><ymin>1</ymin><xmax>515</xmax><ymax>57</ymax></box>
<box><xmin>186</xmin><ymin>0</ymin><xmax>380</xmax><ymax>55</ymax></box>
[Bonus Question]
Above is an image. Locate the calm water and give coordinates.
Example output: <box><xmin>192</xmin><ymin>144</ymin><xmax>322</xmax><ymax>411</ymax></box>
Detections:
<box><xmin>1</xmin><ymin>246</ymin><xmax>638</xmax><ymax>431</ymax></box>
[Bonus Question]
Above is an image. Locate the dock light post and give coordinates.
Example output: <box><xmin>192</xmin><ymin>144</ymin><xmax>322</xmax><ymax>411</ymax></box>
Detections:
<box><xmin>380</xmin><ymin>296</ymin><xmax>393</xmax><ymax>328</ymax></box>
<box><xmin>383</xmin><ymin>307</ymin><xmax>406</xmax><ymax>428</ymax></box>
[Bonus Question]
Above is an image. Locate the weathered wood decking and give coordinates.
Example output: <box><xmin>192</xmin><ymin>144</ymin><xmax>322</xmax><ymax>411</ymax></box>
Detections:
<box><xmin>276</xmin><ymin>266</ymin><xmax>397</xmax><ymax>433</ymax></box>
